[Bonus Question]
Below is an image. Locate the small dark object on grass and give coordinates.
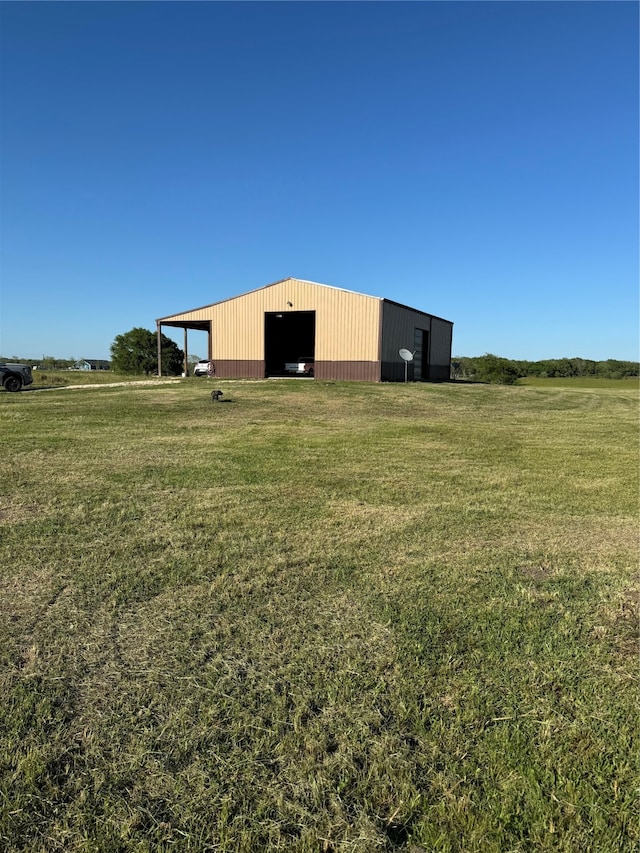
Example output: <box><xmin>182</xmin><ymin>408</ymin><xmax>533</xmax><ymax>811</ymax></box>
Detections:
<box><xmin>211</xmin><ymin>390</ymin><xmax>224</xmax><ymax>402</ymax></box>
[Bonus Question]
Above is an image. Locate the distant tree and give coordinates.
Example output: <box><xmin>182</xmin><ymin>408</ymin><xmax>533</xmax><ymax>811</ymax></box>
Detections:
<box><xmin>474</xmin><ymin>354</ymin><xmax>521</xmax><ymax>385</ymax></box>
<box><xmin>110</xmin><ymin>327</ymin><xmax>184</xmax><ymax>375</ymax></box>
<box><xmin>452</xmin><ymin>354</ymin><xmax>638</xmax><ymax>382</ymax></box>
<box><xmin>38</xmin><ymin>355</ymin><xmax>74</xmax><ymax>370</ymax></box>
<box><xmin>597</xmin><ymin>359</ymin><xmax>638</xmax><ymax>379</ymax></box>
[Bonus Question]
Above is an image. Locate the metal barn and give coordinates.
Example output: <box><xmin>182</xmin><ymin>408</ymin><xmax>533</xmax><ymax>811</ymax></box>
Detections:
<box><xmin>156</xmin><ymin>277</ymin><xmax>453</xmax><ymax>382</ymax></box>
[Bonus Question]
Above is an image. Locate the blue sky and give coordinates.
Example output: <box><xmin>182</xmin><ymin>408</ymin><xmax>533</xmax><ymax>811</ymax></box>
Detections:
<box><xmin>1</xmin><ymin>1</ymin><xmax>637</xmax><ymax>362</ymax></box>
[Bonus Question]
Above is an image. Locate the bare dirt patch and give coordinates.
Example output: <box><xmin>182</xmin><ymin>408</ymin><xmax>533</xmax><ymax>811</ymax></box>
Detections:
<box><xmin>0</xmin><ymin>504</ymin><xmax>40</xmax><ymax>524</ymax></box>
<box><xmin>517</xmin><ymin>562</ymin><xmax>554</xmax><ymax>581</ymax></box>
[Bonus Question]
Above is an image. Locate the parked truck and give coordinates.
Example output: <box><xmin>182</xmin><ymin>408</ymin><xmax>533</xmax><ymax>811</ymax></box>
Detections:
<box><xmin>0</xmin><ymin>363</ymin><xmax>34</xmax><ymax>392</ymax></box>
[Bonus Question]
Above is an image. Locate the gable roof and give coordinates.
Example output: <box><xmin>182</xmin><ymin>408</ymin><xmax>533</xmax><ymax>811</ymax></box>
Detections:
<box><xmin>157</xmin><ymin>277</ymin><xmax>371</xmax><ymax>322</ymax></box>
<box><xmin>157</xmin><ymin>276</ymin><xmax>453</xmax><ymax>326</ymax></box>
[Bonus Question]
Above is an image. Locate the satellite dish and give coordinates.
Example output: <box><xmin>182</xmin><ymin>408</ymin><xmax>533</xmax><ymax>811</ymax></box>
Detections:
<box><xmin>399</xmin><ymin>348</ymin><xmax>415</xmax><ymax>383</ymax></box>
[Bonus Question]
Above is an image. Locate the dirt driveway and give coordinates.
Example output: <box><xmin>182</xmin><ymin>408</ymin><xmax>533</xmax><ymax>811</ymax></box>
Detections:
<box><xmin>30</xmin><ymin>379</ymin><xmax>182</xmax><ymax>392</ymax></box>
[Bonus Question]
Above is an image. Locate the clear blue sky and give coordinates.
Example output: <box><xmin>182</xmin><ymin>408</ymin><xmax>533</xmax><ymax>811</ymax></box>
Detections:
<box><xmin>1</xmin><ymin>1</ymin><xmax>637</xmax><ymax>362</ymax></box>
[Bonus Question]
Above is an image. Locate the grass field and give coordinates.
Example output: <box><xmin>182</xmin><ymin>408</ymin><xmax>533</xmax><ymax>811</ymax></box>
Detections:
<box><xmin>28</xmin><ymin>370</ymin><xmax>167</xmax><ymax>388</ymax></box>
<box><xmin>517</xmin><ymin>376</ymin><xmax>639</xmax><ymax>389</ymax></box>
<box><xmin>1</xmin><ymin>379</ymin><xmax>638</xmax><ymax>851</ymax></box>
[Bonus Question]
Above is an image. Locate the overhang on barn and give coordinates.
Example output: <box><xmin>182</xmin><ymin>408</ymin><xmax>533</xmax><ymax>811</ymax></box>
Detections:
<box><xmin>157</xmin><ymin>277</ymin><xmax>453</xmax><ymax>382</ymax></box>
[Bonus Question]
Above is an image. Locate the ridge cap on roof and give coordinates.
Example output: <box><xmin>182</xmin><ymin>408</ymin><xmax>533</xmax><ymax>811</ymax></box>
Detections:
<box><xmin>284</xmin><ymin>277</ymin><xmax>381</xmax><ymax>299</ymax></box>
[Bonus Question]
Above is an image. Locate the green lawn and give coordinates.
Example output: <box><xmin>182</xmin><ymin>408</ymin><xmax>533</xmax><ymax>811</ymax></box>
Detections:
<box><xmin>517</xmin><ymin>376</ymin><xmax>639</xmax><ymax>389</ymax></box>
<box><xmin>1</xmin><ymin>379</ymin><xmax>638</xmax><ymax>851</ymax></box>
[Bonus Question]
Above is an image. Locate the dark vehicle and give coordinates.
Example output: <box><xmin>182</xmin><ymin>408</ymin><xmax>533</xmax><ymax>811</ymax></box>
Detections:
<box><xmin>0</xmin><ymin>363</ymin><xmax>34</xmax><ymax>392</ymax></box>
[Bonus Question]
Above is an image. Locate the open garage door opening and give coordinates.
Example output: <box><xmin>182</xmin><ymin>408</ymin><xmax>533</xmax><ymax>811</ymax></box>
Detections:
<box><xmin>264</xmin><ymin>311</ymin><xmax>316</xmax><ymax>378</ymax></box>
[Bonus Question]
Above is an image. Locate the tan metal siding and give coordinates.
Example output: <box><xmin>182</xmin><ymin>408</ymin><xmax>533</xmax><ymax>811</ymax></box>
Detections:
<box><xmin>159</xmin><ymin>306</ymin><xmax>212</xmax><ymax>323</ymax></box>
<box><xmin>210</xmin><ymin>279</ymin><xmax>380</xmax><ymax>361</ymax></box>
<box><xmin>213</xmin><ymin>297</ymin><xmax>263</xmax><ymax>360</ymax></box>
<box><xmin>314</xmin><ymin>286</ymin><xmax>380</xmax><ymax>361</ymax></box>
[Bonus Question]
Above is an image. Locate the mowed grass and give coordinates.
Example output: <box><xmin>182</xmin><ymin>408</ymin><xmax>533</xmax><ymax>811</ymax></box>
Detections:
<box><xmin>517</xmin><ymin>376</ymin><xmax>638</xmax><ymax>389</ymax></box>
<box><xmin>1</xmin><ymin>379</ymin><xmax>637</xmax><ymax>852</ymax></box>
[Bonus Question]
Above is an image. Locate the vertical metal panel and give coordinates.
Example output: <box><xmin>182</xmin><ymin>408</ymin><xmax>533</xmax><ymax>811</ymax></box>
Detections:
<box><xmin>315</xmin><ymin>361</ymin><xmax>380</xmax><ymax>381</ymax></box>
<box><xmin>381</xmin><ymin>301</ymin><xmax>453</xmax><ymax>381</ymax></box>
<box><xmin>210</xmin><ymin>360</ymin><xmax>264</xmax><ymax>379</ymax></box>
<box><xmin>158</xmin><ymin>306</ymin><xmax>214</xmax><ymax>323</ymax></box>
<box><xmin>380</xmin><ymin>302</ymin><xmax>432</xmax><ymax>365</ymax></box>
<box><xmin>380</xmin><ymin>361</ymin><xmax>406</xmax><ymax>382</ymax></box>
<box><xmin>430</xmin><ymin>317</ymin><xmax>453</xmax><ymax>379</ymax></box>
<box><xmin>413</xmin><ymin>328</ymin><xmax>426</xmax><ymax>380</ymax></box>
<box><xmin>210</xmin><ymin>279</ymin><xmax>380</xmax><ymax>361</ymax></box>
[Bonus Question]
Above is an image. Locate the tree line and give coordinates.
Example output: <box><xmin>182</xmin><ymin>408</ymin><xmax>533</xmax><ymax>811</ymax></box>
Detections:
<box><xmin>5</xmin><ymin>334</ymin><xmax>638</xmax><ymax>383</ymax></box>
<box><xmin>452</xmin><ymin>354</ymin><xmax>639</xmax><ymax>384</ymax></box>
<box><xmin>1</xmin><ymin>329</ymin><xmax>185</xmax><ymax>376</ymax></box>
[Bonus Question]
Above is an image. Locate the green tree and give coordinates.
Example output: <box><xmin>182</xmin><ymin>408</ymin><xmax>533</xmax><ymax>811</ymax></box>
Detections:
<box><xmin>110</xmin><ymin>327</ymin><xmax>184</xmax><ymax>376</ymax></box>
<box><xmin>475</xmin><ymin>353</ymin><xmax>521</xmax><ymax>385</ymax></box>
<box><xmin>453</xmin><ymin>354</ymin><xmax>638</xmax><ymax>382</ymax></box>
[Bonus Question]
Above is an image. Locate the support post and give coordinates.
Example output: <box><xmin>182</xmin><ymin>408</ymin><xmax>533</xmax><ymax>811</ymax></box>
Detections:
<box><xmin>156</xmin><ymin>323</ymin><xmax>162</xmax><ymax>377</ymax></box>
<box><xmin>183</xmin><ymin>328</ymin><xmax>188</xmax><ymax>377</ymax></box>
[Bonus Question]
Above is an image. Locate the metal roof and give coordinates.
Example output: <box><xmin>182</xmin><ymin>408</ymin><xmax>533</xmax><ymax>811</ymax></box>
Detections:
<box><xmin>157</xmin><ymin>276</ymin><xmax>453</xmax><ymax>326</ymax></box>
